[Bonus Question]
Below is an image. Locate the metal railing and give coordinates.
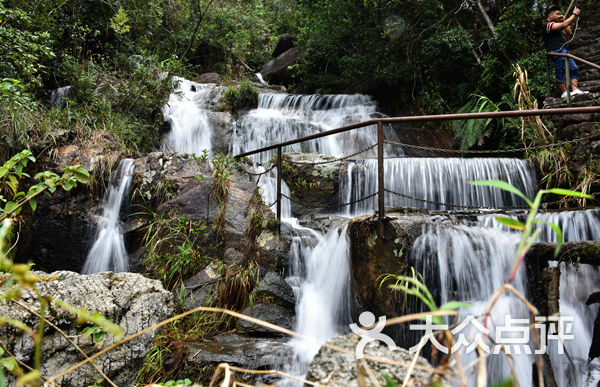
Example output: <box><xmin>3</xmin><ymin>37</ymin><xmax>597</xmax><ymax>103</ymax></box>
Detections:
<box><xmin>547</xmin><ymin>52</ymin><xmax>600</xmax><ymax>105</ymax></box>
<box><xmin>234</xmin><ymin>106</ymin><xmax>600</xmax><ymax>233</ymax></box>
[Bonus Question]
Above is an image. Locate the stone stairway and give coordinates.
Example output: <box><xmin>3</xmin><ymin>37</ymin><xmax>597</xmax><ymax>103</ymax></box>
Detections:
<box><xmin>541</xmin><ymin>10</ymin><xmax>600</xmax><ymax>195</ymax></box>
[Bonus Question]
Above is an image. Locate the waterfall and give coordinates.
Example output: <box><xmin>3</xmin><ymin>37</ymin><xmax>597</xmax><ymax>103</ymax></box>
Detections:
<box><xmin>82</xmin><ymin>159</ymin><xmax>134</xmax><ymax>274</ymax></box>
<box><xmin>536</xmin><ymin>210</ymin><xmax>600</xmax><ymax>386</ymax></box>
<box><xmin>281</xmin><ymin>223</ymin><xmax>352</xmax><ymax>384</ymax></box>
<box><xmin>162</xmin><ymin>77</ymin><xmax>218</xmax><ymax>155</ymax></box>
<box><xmin>410</xmin><ymin>222</ymin><xmax>533</xmax><ymax>385</ymax></box>
<box><xmin>161</xmin><ymin>78</ymin><xmax>599</xmax><ymax>386</ymax></box>
<box><xmin>231</xmin><ymin>93</ymin><xmax>382</xmax><ymax>163</ymax></box>
<box><xmin>339</xmin><ymin>158</ymin><xmax>537</xmax><ymax>214</ymax></box>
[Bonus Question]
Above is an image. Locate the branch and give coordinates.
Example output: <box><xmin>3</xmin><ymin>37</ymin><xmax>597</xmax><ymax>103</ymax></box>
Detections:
<box><xmin>179</xmin><ymin>0</ymin><xmax>218</xmax><ymax>62</ymax></box>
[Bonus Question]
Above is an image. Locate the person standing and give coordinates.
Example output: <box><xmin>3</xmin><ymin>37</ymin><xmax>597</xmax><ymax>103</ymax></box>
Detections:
<box><xmin>543</xmin><ymin>5</ymin><xmax>589</xmax><ymax>98</ymax></box>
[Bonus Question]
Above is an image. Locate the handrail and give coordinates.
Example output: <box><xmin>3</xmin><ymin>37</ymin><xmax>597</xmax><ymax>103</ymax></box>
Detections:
<box><xmin>235</xmin><ymin>105</ymin><xmax>600</xmax><ymax>233</ymax></box>
<box><xmin>546</xmin><ymin>52</ymin><xmax>600</xmax><ymax>71</ymax></box>
<box><xmin>234</xmin><ymin>106</ymin><xmax>600</xmax><ymax>158</ymax></box>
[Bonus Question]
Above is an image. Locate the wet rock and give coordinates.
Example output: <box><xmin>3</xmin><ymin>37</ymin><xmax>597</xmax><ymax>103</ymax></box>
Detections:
<box><xmin>298</xmin><ymin>214</ymin><xmax>350</xmax><ymax>234</ymax></box>
<box><xmin>347</xmin><ymin>215</ymin><xmax>429</xmax><ymax>320</ymax></box>
<box><xmin>282</xmin><ymin>152</ymin><xmax>342</xmax><ymax>217</ymax></box>
<box><xmin>259</xmin><ymin>47</ymin><xmax>299</xmax><ymax>86</ymax></box>
<box><xmin>236</xmin><ymin>303</ymin><xmax>295</xmax><ymax>336</ymax></box>
<box><xmin>252</xmin><ymin>271</ymin><xmax>295</xmax><ymax>308</ymax></box>
<box><xmin>198</xmin><ymin>72</ymin><xmax>220</xmax><ymax>84</ymax></box>
<box><xmin>177</xmin><ymin>262</ymin><xmax>221</xmax><ymax>310</ymax></box>
<box><xmin>133</xmin><ymin>153</ymin><xmax>290</xmax><ymax>272</ymax></box>
<box><xmin>0</xmin><ymin>271</ymin><xmax>174</xmax><ymax>387</ymax></box>
<box><xmin>305</xmin><ymin>333</ymin><xmax>438</xmax><ymax>386</ymax></box>
<box><xmin>186</xmin><ymin>334</ymin><xmax>292</xmax><ymax>370</ymax></box>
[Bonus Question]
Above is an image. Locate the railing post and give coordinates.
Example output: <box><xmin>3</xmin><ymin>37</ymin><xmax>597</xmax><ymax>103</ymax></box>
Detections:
<box><xmin>565</xmin><ymin>57</ymin><xmax>571</xmax><ymax>106</ymax></box>
<box><xmin>377</xmin><ymin>121</ymin><xmax>385</xmax><ymax>223</ymax></box>
<box><xmin>276</xmin><ymin>145</ymin><xmax>282</xmax><ymax>235</ymax></box>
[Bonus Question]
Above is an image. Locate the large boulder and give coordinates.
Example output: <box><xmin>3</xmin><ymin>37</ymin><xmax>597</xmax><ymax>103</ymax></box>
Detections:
<box><xmin>259</xmin><ymin>47</ymin><xmax>299</xmax><ymax>86</ymax></box>
<box><xmin>16</xmin><ymin>138</ymin><xmax>123</xmax><ymax>272</ymax></box>
<box><xmin>0</xmin><ymin>271</ymin><xmax>174</xmax><ymax>386</ymax></box>
<box><xmin>305</xmin><ymin>333</ymin><xmax>438</xmax><ymax>386</ymax></box>
<box><xmin>281</xmin><ymin>152</ymin><xmax>343</xmax><ymax>217</ymax></box>
<box><xmin>132</xmin><ymin>152</ymin><xmax>290</xmax><ymax>271</ymax></box>
<box><xmin>272</xmin><ymin>34</ymin><xmax>297</xmax><ymax>58</ymax></box>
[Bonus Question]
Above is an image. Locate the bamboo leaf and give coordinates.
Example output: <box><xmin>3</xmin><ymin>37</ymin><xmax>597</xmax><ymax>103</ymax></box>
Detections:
<box><xmin>545</xmin><ymin>188</ymin><xmax>593</xmax><ymax>199</ymax></box>
<box><xmin>495</xmin><ymin>216</ymin><xmax>525</xmax><ymax>230</ymax></box>
<box><xmin>469</xmin><ymin>180</ymin><xmax>533</xmax><ymax>207</ymax></box>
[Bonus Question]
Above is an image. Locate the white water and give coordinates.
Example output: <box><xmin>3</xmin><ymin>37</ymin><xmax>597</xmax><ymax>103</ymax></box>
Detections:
<box><xmin>231</xmin><ymin>93</ymin><xmax>383</xmax><ymax>163</ymax></box>
<box><xmin>470</xmin><ymin>209</ymin><xmax>600</xmax><ymax>386</ymax></box>
<box><xmin>339</xmin><ymin>158</ymin><xmax>537</xmax><ymax>214</ymax></box>
<box><xmin>284</xmin><ymin>224</ymin><xmax>352</xmax><ymax>379</ymax></box>
<box><xmin>537</xmin><ymin>210</ymin><xmax>600</xmax><ymax>386</ymax></box>
<box><xmin>162</xmin><ymin>77</ymin><xmax>218</xmax><ymax>155</ymax></box>
<box><xmin>411</xmin><ymin>222</ymin><xmax>533</xmax><ymax>385</ymax></box>
<box><xmin>82</xmin><ymin>159</ymin><xmax>135</xmax><ymax>274</ymax></box>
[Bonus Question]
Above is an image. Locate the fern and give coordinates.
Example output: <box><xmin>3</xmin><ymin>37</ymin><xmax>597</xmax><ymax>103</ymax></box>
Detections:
<box><xmin>451</xmin><ymin>94</ymin><xmax>501</xmax><ymax>150</ymax></box>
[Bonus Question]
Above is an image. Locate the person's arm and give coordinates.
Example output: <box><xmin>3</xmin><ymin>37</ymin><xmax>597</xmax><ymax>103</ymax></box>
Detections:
<box><xmin>551</xmin><ymin>7</ymin><xmax>581</xmax><ymax>31</ymax></box>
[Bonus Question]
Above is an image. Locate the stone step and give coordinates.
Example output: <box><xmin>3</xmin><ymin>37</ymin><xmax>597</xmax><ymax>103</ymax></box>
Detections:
<box><xmin>579</xmin><ymin>79</ymin><xmax>600</xmax><ymax>92</ymax></box>
<box><xmin>579</xmin><ymin>69</ymin><xmax>600</xmax><ymax>82</ymax></box>
<box><xmin>543</xmin><ymin>92</ymin><xmax>600</xmax><ymax>109</ymax></box>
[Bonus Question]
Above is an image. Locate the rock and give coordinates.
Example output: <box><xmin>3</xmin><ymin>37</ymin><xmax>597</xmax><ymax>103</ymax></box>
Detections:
<box><xmin>347</xmin><ymin>215</ymin><xmax>429</xmax><ymax>321</ymax></box>
<box><xmin>305</xmin><ymin>333</ymin><xmax>438</xmax><ymax>386</ymax></box>
<box><xmin>282</xmin><ymin>152</ymin><xmax>342</xmax><ymax>217</ymax></box>
<box><xmin>252</xmin><ymin>271</ymin><xmax>295</xmax><ymax>307</ymax></box>
<box><xmin>259</xmin><ymin>47</ymin><xmax>299</xmax><ymax>86</ymax></box>
<box><xmin>236</xmin><ymin>303</ymin><xmax>295</xmax><ymax>336</ymax></box>
<box><xmin>186</xmin><ymin>334</ymin><xmax>292</xmax><ymax>370</ymax></box>
<box><xmin>177</xmin><ymin>262</ymin><xmax>221</xmax><ymax>310</ymax></box>
<box><xmin>49</xmin><ymin>86</ymin><xmax>72</xmax><ymax>110</ymax></box>
<box><xmin>587</xmin><ymin>292</ymin><xmax>600</xmax><ymax>360</ymax></box>
<box><xmin>298</xmin><ymin>214</ymin><xmax>351</xmax><ymax>234</ymax></box>
<box><xmin>272</xmin><ymin>34</ymin><xmax>297</xmax><ymax>58</ymax></box>
<box><xmin>198</xmin><ymin>72</ymin><xmax>220</xmax><ymax>84</ymax></box>
<box><xmin>16</xmin><ymin>186</ymin><xmax>97</xmax><ymax>272</ymax></box>
<box><xmin>132</xmin><ymin>153</ymin><xmax>290</xmax><ymax>272</ymax></box>
<box><xmin>0</xmin><ymin>271</ymin><xmax>174</xmax><ymax>387</ymax></box>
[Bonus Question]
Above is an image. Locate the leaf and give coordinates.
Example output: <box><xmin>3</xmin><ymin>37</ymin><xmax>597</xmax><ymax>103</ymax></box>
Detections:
<box><xmin>4</xmin><ymin>201</ymin><xmax>18</xmax><ymax>215</ymax></box>
<box><xmin>469</xmin><ymin>180</ymin><xmax>533</xmax><ymax>207</ymax></box>
<box><xmin>495</xmin><ymin>216</ymin><xmax>525</xmax><ymax>230</ymax></box>
<box><xmin>440</xmin><ymin>301</ymin><xmax>472</xmax><ymax>311</ymax></box>
<box><xmin>535</xmin><ymin>220</ymin><xmax>563</xmax><ymax>257</ymax></box>
<box><xmin>28</xmin><ymin>198</ymin><xmax>37</xmax><ymax>212</ymax></box>
<box><xmin>0</xmin><ymin>357</ymin><xmax>19</xmax><ymax>372</ymax></box>
<box><xmin>545</xmin><ymin>188</ymin><xmax>594</xmax><ymax>199</ymax></box>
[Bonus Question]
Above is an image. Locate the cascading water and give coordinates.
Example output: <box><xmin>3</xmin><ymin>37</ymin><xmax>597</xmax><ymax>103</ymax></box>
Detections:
<box><xmin>162</xmin><ymin>79</ymin><xmax>599</xmax><ymax>386</ymax></box>
<box><xmin>162</xmin><ymin>77</ymin><xmax>218</xmax><ymax>155</ymax></box>
<box><xmin>82</xmin><ymin>159</ymin><xmax>135</xmax><ymax>274</ymax></box>
<box><xmin>339</xmin><ymin>158</ymin><xmax>537</xmax><ymax>214</ymax></box>
<box><xmin>409</xmin><ymin>221</ymin><xmax>533</xmax><ymax>385</ymax></box>
<box><xmin>282</xmin><ymin>224</ymin><xmax>352</xmax><ymax>381</ymax></box>
<box><xmin>231</xmin><ymin>93</ymin><xmax>384</xmax><ymax>163</ymax></box>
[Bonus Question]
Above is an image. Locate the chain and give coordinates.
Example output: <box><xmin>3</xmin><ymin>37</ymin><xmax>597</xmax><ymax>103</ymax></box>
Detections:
<box><xmin>283</xmin><ymin>144</ymin><xmax>377</xmax><ymax>165</ymax></box>
<box><xmin>384</xmin><ymin>133</ymin><xmax>600</xmax><ymax>155</ymax></box>
<box><xmin>242</xmin><ymin>164</ymin><xmax>276</xmax><ymax>176</ymax></box>
<box><xmin>383</xmin><ymin>188</ymin><xmax>529</xmax><ymax>211</ymax></box>
<box><xmin>266</xmin><ymin>199</ymin><xmax>277</xmax><ymax>208</ymax></box>
<box><xmin>281</xmin><ymin>192</ymin><xmax>377</xmax><ymax>209</ymax></box>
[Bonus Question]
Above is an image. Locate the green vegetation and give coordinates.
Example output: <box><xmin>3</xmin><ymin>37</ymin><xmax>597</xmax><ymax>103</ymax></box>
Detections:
<box><xmin>219</xmin><ymin>82</ymin><xmax>259</xmax><ymax>113</ymax></box>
